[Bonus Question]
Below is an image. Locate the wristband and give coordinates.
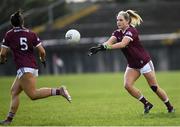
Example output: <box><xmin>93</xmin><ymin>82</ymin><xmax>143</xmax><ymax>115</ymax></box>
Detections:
<box><xmin>104</xmin><ymin>44</ymin><xmax>112</xmax><ymax>49</ymax></box>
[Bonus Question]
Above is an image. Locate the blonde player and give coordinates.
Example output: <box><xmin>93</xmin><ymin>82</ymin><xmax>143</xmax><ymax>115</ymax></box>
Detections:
<box><xmin>89</xmin><ymin>10</ymin><xmax>174</xmax><ymax>114</ymax></box>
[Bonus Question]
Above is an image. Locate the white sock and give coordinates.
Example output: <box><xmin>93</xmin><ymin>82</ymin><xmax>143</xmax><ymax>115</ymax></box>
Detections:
<box><xmin>138</xmin><ymin>95</ymin><xmax>144</xmax><ymax>100</ymax></box>
<box><xmin>51</xmin><ymin>88</ymin><xmax>57</xmax><ymax>96</ymax></box>
<box><xmin>164</xmin><ymin>98</ymin><xmax>169</xmax><ymax>103</ymax></box>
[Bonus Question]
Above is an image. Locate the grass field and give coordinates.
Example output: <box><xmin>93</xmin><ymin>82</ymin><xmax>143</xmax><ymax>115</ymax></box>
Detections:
<box><xmin>0</xmin><ymin>71</ymin><xmax>180</xmax><ymax>126</ymax></box>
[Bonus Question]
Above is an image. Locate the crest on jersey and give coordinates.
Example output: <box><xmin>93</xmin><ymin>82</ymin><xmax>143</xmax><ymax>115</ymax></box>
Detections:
<box><xmin>125</xmin><ymin>31</ymin><xmax>133</xmax><ymax>37</ymax></box>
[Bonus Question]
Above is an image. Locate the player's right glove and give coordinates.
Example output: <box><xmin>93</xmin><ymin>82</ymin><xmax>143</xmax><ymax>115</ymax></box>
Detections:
<box><xmin>88</xmin><ymin>44</ymin><xmax>112</xmax><ymax>56</ymax></box>
<box><xmin>88</xmin><ymin>44</ymin><xmax>106</xmax><ymax>56</ymax></box>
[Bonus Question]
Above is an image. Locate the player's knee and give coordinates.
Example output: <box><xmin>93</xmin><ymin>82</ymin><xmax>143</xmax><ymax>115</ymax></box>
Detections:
<box><xmin>29</xmin><ymin>95</ymin><xmax>38</xmax><ymax>100</ymax></box>
<box><xmin>150</xmin><ymin>86</ymin><xmax>158</xmax><ymax>92</ymax></box>
<box><xmin>28</xmin><ymin>92</ymin><xmax>38</xmax><ymax>100</ymax></box>
<box><xmin>124</xmin><ymin>82</ymin><xmax>132</xmax><ymax>90</ymax></box>
<box><xmin>10</xmin><ymin>87</ymin><xmax>18</xmax><ymax>97</ymax></box>
<box><xmin>10</xmin><ymin>88</ymin><xmax>15</xmax><ymax>95</ymax></box>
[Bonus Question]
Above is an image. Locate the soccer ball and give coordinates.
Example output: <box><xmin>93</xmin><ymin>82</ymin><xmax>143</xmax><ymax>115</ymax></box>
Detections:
<box><xmin>65</xmin><ymin>29</ymin><xmax>81</xmax><ymax>43</ymax></box>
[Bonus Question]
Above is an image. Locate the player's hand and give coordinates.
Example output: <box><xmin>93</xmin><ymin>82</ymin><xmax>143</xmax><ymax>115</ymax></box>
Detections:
<box><xmin>39</xmin><ymin>57</ymin><xmax>46</xmax><ymax>68</ymax></box>
<box><xmin>0</xmin><ymin>58</ymin><xmax>7</xmax><ymax>64</ymax></box>
<box><xmin>41</xmin><ymin>61</ymin><xmax>46</xmax><ymax>68</ymax></box>
<box><xmin>88</xmin><ymin>44</ymin><xmax>106</xmax><ymax>56</ymax></box>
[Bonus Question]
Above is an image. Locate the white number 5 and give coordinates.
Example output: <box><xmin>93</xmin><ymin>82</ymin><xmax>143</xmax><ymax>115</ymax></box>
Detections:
<box><xmin>20</xmin><ymin>37</ymin><xmax>28</xmax><ymax>51</ymax></box>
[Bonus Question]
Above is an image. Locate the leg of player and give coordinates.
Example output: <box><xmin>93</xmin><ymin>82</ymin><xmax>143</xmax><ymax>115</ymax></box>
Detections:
<box><xmin>19</xmin><ymin>73</ymin><xmax>71</xmax><ymax>102</ymax></box>
<box><xmin>143</xmin><ymin>71</ymin><xmax>174</xmax><ymax>113</ymax></box>
<box><xmin>0</xmin><ymin>77</ymin><xmax>22</xmax><ymax>125</ymax></box>
<box><xmin>124</xmin><ymin>67</ymin><xmax>153</xmax><ymax>114</ymax></box>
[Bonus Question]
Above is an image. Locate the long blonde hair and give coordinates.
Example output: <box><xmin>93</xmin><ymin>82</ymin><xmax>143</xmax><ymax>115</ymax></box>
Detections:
<box><xmin>117</xmin><ymin>10</ymin><xmax>143</xmax><ymax>27</ymax></box>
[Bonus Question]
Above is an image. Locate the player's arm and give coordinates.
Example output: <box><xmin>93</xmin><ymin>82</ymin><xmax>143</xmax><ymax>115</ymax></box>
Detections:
<box><xmin>103</xmin><ymin>36</ymin><xmax>117</xmax><ymax>45</ymax></box>
<box><xmin>36</xmin><ymin>44</ymin><xmax>46</xmax><ymax>67</ymax></box>
<box><xmin>108</xmin><ymin>36</ymin><xmax>131</xmax><ymax>49</ymax></box>
<box><xmin>88</xmin><ymin>36</ymin><xmax>117</xmax><ymax>56</ymax></box>
<box><xmin>0</xmin><ymin>47</ymin><xmax>8</xmax><ymax>64</ymax></box>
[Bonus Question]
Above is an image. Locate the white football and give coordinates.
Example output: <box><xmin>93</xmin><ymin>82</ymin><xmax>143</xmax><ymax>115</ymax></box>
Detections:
<box><xmin>65</xmin><ymin>29</ymin><xmax>81</xmax><ymax>43</ymax></box>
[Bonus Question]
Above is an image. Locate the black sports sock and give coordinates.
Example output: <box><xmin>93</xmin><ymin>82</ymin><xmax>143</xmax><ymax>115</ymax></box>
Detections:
<box><xmin>165</xmin><ymin>101</ymin><xmax>173</xmax><ymax>109</ymax></box>
<box><xmin>139</xmin><ymin>97</ymin><xmax>149</xmax><ymax>106</ymax></box>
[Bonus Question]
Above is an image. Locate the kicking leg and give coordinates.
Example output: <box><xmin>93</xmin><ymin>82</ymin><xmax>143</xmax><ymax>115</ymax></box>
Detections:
<box><xmin>19</xmin><ymin>73</ymin><xmax>71</xmax><ymax>102</ymax></box>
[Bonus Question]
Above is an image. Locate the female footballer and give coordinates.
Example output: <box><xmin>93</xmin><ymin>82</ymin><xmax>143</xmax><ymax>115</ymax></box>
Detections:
<box><xmin>0</xmin><ymin>10</ymin><xmax>72</xmax><ymax>125</ymax></box>
<box><xmin>89</xmin><ymin>10</ymin><xmax>174</xmax><ymax>114</ymax></box>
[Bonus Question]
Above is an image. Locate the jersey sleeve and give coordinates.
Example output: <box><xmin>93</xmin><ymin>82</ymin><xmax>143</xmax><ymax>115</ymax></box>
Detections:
<box><xmin>32</xmin><ymin>32</ymin><xmax>42</xmax><ymax>47</ymax></box>
<box><xmin>112</xmin><ymin>30</ymin><xmax>119</xmax><ymax>40</ymax></box>
<box><xmin>1</xmin><ymin>33</ymin><xmax>10</xmax><ymax>49</ymax></box>
<box><xmin>124</xmin><ymin>28</ymin><xmax>136</xmax><ymax>41</ymax></box>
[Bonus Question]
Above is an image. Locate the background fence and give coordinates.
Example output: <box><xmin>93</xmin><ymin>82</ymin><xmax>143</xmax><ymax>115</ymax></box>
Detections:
<box><xmin>1</xmin><ymin>0</ymin><xmax>180</xmax><ymax>76</ymax></box>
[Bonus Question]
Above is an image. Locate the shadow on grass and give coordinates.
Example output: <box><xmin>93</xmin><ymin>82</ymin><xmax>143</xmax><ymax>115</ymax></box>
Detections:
<box><xmin>141</xmin><ymin>111</ymin><xmax>177</xmax><ymax>119</ymax></box>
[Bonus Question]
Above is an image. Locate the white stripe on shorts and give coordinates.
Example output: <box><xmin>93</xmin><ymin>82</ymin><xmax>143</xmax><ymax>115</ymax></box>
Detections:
<box><xmin>140</xmin><ymin>60</ymin><xmax>154</xmax><ymax>74</ymax></box>
<box><xmin>17</xmin><ymin>67</ymin><xmax>38</xmax><ymax>79</ymax></box>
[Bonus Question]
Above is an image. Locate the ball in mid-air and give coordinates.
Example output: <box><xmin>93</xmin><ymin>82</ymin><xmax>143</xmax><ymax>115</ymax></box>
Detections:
<box><xmin>65</xmin><ymin>29</ymin><xmax>81</xmax><ymax>43</ymax></box>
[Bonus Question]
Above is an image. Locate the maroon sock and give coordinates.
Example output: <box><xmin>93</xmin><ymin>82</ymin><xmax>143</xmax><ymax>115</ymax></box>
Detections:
<box><xmin>7</xmin><ymin>117</ymin><xmax>13</xmax><ymax>122</ymax></box>
<box><xmin>51</xmin><ymin>88</ymin><xmax>60</xmax><ymax>96</ymax></box>
<box><xmin>6</xmin><ymin>112</ymin><xmax>15</xmax><ymax>122</ymax></box>
<box><xmin>56</xmin><ymin>89</ymin><xmax>60</xmax><ymax>95</ymax></box>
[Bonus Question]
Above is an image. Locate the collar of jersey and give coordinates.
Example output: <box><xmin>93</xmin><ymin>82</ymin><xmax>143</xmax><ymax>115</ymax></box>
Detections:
<box><xmin>120</xmin><ymin>26</ymin><xmax>130</xmax><ymax>34</ymax></box>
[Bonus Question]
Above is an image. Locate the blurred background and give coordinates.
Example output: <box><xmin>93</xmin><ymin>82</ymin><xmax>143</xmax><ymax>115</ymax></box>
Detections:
<box><xmin>0</xmin><ymin>0</ymin><xmax>180</xmax><ymax>76</ymax></box>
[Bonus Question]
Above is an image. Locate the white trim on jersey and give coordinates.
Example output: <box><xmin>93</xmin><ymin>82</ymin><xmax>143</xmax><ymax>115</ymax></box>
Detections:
<box><xmin>124</xmin><ymin>36</ymin><xmax>133</xmax><ymax>41</ymax></box>
<box><xmin>35</xmin><ymin>42</ymin><xmax>42</xmax><ymax>47</ymax></box>
<box><xmin>1</xmin><ymin>44</ymin><xmax>9</xmax><ymax>49</ymax></box>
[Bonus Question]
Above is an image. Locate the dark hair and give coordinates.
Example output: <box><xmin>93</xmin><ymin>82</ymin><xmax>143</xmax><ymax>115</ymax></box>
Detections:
<box><xmin>10</xmin><ymin>10</ymin><xmax>24</xmax><ymax>27</ymax></box>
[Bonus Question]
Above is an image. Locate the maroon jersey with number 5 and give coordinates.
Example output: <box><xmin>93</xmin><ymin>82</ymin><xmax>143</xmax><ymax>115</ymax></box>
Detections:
<box><xmin>112</xmin><ymin>26</ymin><xmax>151</xmax><ymax>69</ymax></box>
<box><xmin>1</xmin><ymin>27</ymin><xmax>41</xmax><ymax>70</ymax></box>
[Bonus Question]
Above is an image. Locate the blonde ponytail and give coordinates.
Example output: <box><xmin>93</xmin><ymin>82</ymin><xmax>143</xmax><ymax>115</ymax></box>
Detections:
<box><xmin>126</xmin><ymin>10</ymin><xmax>143</xmax><ymax>27</ymax></box>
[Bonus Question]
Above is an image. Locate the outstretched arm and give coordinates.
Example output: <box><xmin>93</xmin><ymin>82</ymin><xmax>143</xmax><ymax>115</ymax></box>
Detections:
<box><xmin>88</xmin><ymin>36</ymin><xmax>117</xmax><ymax>56</ymax></box>
<box><xmin>0</xmin><ymin>47</ymin><xmax>8</xmax><ymax>64</ymax></box>
<box><xmin>107</xmin><ymin>36</ymin><xmax>131</xmax><ymax>49</ymax></box>
<box><xmin>103</xmin><ymin>36</ymin><xmax>117</xmax><ymax>46</ymax></box>
<box><xmin>88</xmin><ymin>36</ymin><xmax>130</xmax><ymax>56</ymax></box>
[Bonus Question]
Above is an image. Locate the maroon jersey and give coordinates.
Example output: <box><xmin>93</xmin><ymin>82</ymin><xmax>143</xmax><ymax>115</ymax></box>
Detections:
<box><xmin>112</xmin><ymin>26</ymin><xmax>151</xmax><ymax>69</ymax></box>
<box><xmin>1</xmin><ymin>27</ymin><xmax>41</xmax><ymax>70</ymax></box>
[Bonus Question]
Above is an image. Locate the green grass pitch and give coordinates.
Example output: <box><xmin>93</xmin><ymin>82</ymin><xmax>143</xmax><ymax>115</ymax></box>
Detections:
<box><xmin>0</xmin><ymin>72</ymin><xmax>180</xmax><ymax>126</ymax></box>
